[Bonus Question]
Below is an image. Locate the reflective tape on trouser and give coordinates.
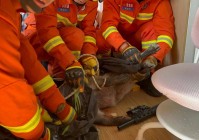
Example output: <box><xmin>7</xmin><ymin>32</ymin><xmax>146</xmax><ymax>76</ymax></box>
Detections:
<box><xmin>1</xmin><ymin>106</ymin><xmax>41</xmax><ymax>133</ymax></box>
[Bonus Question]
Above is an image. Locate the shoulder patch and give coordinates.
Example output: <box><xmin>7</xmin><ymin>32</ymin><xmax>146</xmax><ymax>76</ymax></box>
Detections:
<box><xmin>57</xmin><ymin>4</ymin><xmax>70</xmax><ymax>12</ymax></box>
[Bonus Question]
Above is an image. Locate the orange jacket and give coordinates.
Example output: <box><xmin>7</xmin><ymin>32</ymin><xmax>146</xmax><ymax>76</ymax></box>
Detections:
<box><xmin>35</xmin><ymin>0</ymin><xmax>98</xmax><ymax>69</ymax></box>
<box><xmin>0</xmin><ymin>0</ymin><xmax>75</xmax><ymax>138</ymax></box>
<box><xmin>101</xmin><ymin>0</ymin><xmax>175</xmax><ymax>62</ymax></box>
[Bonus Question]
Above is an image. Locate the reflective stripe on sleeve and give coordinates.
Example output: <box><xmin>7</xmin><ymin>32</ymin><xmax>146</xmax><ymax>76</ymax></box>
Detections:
<box><xmin>84</xmin><ymin>36</ymin><xmax>96</xmax><ymax>44</ymax></box>
<box><xmin>102</xmin><ymin>26</ymin><xmax>118</xmax><ymax>39</ymax></box>
<box><xmin>33</xmin><ymin>75</ymin><xmax>55</xmax><ymax>95</ymax></box>
<box><xmin>61</xmin><ymin>107</ymin><xmax>76</xmax><ymax>124</ymax></box>
<box><xmin>157</xmin><ymin>35</ymin><xmax>173</xmax><ymax>48</ymax></box>
<box><xmin>142</xmin><ymin>40</ymin><xmax>157</xmax><ymax>50</ymax></box>
<box><xmin>43</xmin><ymin>36</ymin><xmax>64</xmax><ymax>52</ymax></box>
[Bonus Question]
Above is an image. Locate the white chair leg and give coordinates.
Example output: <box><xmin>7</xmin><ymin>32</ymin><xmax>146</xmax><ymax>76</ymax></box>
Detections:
<box><xmin>135</xmin><ymin>122</ymin><xmax>164</xmax><ymax>140</ymax></box>
<box><xmin>194</xmin><ymin>48</ymin><xmax>199</xmax><ymax>63</ymax></box>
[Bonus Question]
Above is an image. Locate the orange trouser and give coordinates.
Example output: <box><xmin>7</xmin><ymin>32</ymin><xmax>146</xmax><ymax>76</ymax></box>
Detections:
<box><xmin>0</xmin><ymin>37</ymin><xmax>48</xmax><ymax>140</ymax></box>
<box><xmin>28</xmin><ymin>26</ymin><xmax>84</xmax><ymax>78</ymax></box>
<box><xmin>96</xmin><ymin>21</ymin><xmax>157</xmax><ymax>55</ymax></box>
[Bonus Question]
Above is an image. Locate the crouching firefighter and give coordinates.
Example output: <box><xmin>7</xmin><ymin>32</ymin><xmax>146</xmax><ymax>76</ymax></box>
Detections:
<box><xmin>0</xmin><ymin>0</ymin><xmax>76</xmax><ymax>139</ymax></box>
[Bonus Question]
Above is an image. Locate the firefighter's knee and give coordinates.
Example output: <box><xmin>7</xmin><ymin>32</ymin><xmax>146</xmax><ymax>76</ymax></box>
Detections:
<box><xmin>69</xmin><ymin>28</ymin><xmax>84</xmax><ymax>50</ymax></box>
<box><xmin>60</xmin><ymin>27</ymin><xmax>84</xmax><ymax>51</ymax></box>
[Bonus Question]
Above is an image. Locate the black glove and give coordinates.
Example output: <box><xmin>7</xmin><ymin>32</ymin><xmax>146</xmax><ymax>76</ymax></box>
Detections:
<box><xmin>100</xmin><ymin>57</ymin><xmax>143</xmax><ymax>74</ymax></box>
<box><xmin>140</xmin><ymin>44</ymin><xmax>160</xmax><ymax>60</ymax></box>
<box><xmin>119</xmin><ymin>42</ymin><xmax>141</xmax><ymax>64</ymax></box>
<box><xmin>65</xmin><ymin>61</ymin><xmax>84</xmax><ymax>89</ymax></box>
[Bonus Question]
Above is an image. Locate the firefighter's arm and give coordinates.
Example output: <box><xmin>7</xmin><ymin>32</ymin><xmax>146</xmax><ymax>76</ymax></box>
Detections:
<box><xmin>19</xmin><ymin>34</ymin><xmax>76</xmax><ymax>125</ymax></box>
<box><xmin>80</xmin><ymin>0</ymin><xmax>98</xmax><ymax>55</ymax></box>
<box><xmin>101</xmin><ymin>0</ymin><xmax>126</xmax><ymax>51</ymax></box>
<box><xmin>79</xmin><ymin>1</ymin><xmax>99</xmax><ymax>76</ymax></box>
<box><xmin>152</xmin><ymin>0</ymin><xmax>175</xmax><ymax>62</ymax></box>
<box><xmin>35</xmin><ymin>3</ymin><xmax>76</xmax><ymax>69</ymax></box>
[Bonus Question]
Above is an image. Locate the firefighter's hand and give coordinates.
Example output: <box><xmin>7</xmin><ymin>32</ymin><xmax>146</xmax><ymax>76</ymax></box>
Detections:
<box><xmin>56</xmin><ymin>103</ymin><xmax>77</xmax><ymax>125</ymax></box>
<box><xmin>80</xmin><ymin>55</ymin><xmax>98</xmax><ymax>76</ymax></box>
<box><xmin>119</xmin><ymin>42</ymin><xmax>141</xmax><ymax>64</ymax></box>
<box><xmin>65</xmin><ymin>61</ymin><xmax>85</xmax><ymax>88</ymax></box>
<box><xmin>142</xmin><ymin>56</ymin><xmax>158</xmax><ymax>70</ymax></box>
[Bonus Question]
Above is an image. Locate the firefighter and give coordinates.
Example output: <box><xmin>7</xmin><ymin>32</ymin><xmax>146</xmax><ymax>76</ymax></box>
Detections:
<box><xmin>96</xmin><ymin>0</ymin><xmax>175</xmax><ymax>96</ymax></box>
<box><xmin>23</xmin><ymin>0</ymin><xmax>99</xmax><ymax>88</ymax></box>
<box><xmin>0</xmin><ymin>0</ymin><xmax>76</xmax><ymax>139</ymax></box>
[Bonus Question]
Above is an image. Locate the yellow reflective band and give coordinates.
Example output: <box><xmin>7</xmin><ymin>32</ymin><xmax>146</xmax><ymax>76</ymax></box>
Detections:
<box><xmin>57</xmin><ymin>14</ymin><xmax>77</xmax><ymax>26</ymax></box>
<box><xmin>120</xmin><ymin>12</ymin><xmax>134</xmax><ymax>24</ymax></box>
<box><xmin>43</xmin><ymin>36</ymin><xmax>64</xmax><ymax>52</ymax></box>
<box><xmin>78</xmin><ymin>14</ymin><xmax>87</xmax><ymax>22</ymax></box>
<box><xmin>65</xmin><ymin>66</ymin><xmax>82</xmax><ymax>71</ymax></box>
<box><xmin>137</xmin><ymin>13</ymin><xmax>153</xmax><ymax>20</ymax></box>
<box><xmin>142</xmin><ymin>40</ymin><xmax>157</xmax><ymax>49</ymax></box>
<box><xmin>102</xmin><ymin>26</ymin><xmax>118</xmax><ymax>39</ymax></box>
<box><xmin>1</xmin><ymin>106</ymin><xmax>41</xmax><ymax>133</ymax></box>
<box><xmin>62</xmin><ymin>125</ymin><xmax>70</xmax><ymax>135</ymax></box>
<box><xmin>47</xmin><ymin>128</ymin><xmax>50</xmax><ymax>140</ymax></box>
<box><xmin>72</xmin><ymin>51</ymin><xmax>81</xmax><ymax>59</ymax></box>
<box><xmin>157</xmin><ymin>35</ymin><xmax>173</xmax><ymax>48</ymax></box>
<box><xmin>33</xmin><ymin>75</ymin><xmax>55</xmax><ymax>95</ymax></box>
<box><xmin>81</xmin><ymin>56</ymin><xmax>93</xmax><ymax>63</ymax></box>
<box><xmin>84</xmin><ymin>36</ymin><xmax>96</xmax><ymax>44</ymax></box>
<box><xmin>61</xmin><ymin>107</ymin><xmax>76</xmax><ymax>124</ymax></box>
<box><xmin>92</xmin><ymin>0</ymin><xmax>98</xmax><ymax>1</ymax></box>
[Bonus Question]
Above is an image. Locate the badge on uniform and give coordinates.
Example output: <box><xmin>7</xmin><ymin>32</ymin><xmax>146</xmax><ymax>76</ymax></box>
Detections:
<box><xmin>122</xmin><ymin>3</ymin><xmax>134</xmax><ymax>11</ymax></box>
<box><xmin>57</xmin><ymin>4</ymin><xmax>70</xmax><ymax>12</ymax></box>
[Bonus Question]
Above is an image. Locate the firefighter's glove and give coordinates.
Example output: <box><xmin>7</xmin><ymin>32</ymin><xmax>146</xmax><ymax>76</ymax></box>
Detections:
<box><xmin>142</xmin><ymin>56</ymin><xmax>158</xmax><ymax>70</ymax></box>
<box><xmin>100</xmin><ymin>57</ymin><xmax>142</xmax><ymax>74</ymax></box>
<box><xmin>56</xmin><ymin>103</ymin><xmax>77</xmax><ymax>125</ymax></box>
<box><xmin>80</xmin><ymin>55</ymin><xmax>98</xmax><ymax>76</ymax></box>
<box><xmin>132</xmin><ymin>69</ymin><xmax>151</xmax><ymax>82</ymax></box>
<box><xmin>119</xmin><ymin>42</ymin><xmax>141</xmax><ymax>64</ymax></box>
<box><xmin>65</xmin><ymin>61</ymin><xmax>85</xmax><ymax>89</ymax></box>
<box><xmin>41</xmin><ymin>108</ymin><xmax>62</xmax><ymax>125</ymax></box>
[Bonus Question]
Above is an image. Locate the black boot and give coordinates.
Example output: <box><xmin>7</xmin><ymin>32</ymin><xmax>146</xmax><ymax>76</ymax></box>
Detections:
<box><xmin>136</xmin><ymin>76</ymin><xmax>162</xmax><ymax>97</ymax></box>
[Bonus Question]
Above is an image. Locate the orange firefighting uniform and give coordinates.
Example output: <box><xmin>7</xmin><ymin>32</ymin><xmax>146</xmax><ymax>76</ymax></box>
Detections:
<box><xmin>23</xmin><ymin>0</ymin><xmax>98</xmax><ymax>76</ymax></box>
<box><xmin>96</xmin><ymin>0</ymin><xmax>175</xmax><ymax>62</ymax></box>
<box><xmin>0</xmin><ymin>0</ymin><xmax>76</xmax><ymax>139</ymax></box>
